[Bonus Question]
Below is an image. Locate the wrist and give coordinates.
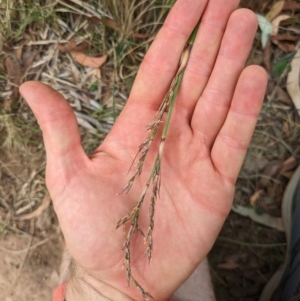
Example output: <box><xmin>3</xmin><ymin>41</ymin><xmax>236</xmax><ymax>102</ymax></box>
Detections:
<box><xmin>65</xmin><ymin>264</ymin><xmax>135</xmax><ymax>301</ymax></box>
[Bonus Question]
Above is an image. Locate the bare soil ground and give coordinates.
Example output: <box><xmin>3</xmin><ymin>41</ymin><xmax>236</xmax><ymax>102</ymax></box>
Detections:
<box><xmin>0</xmin><ymin>145</ymin><xmax>64</xmax><ymax>301</ymax></box>
<box><xmin>0</xmin><ymin>234</ymin><xmax>64</xmax><ymax>301</ymax></box>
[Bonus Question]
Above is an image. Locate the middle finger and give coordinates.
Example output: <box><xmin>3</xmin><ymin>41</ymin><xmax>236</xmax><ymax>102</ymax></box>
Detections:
<box><xmin>171</xmin><ymin>0</ymin><xmax>239</xmax><ymax>121</ymax></box>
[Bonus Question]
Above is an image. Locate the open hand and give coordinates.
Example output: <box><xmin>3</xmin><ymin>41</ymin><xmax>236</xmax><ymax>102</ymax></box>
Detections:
<box><xmin>20</xmin><ymin>0</ymin><xmax>267</xmax><ymax>300</ymax></box>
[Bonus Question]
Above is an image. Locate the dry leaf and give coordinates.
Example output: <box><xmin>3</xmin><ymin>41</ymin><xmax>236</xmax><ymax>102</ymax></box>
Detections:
<box><xmin>281</xmin><ymin>171</ymin><xmax>294</xmax><ymax>179</ymax></box>
<box><xmin>70</xmin><ymin>52</ymin><xmax>108</xmax><ymax>68</ymax></box>
<box><xmin>259</xmin><ymin>161</ymin><xmax>282</xmax><ymax>188</ymax></box>
<box><xmin>5</xmin><ymin>56</ymin><xmax>22</xmax><ymax>107</ymax></box>
<box><xmin>132</xmin><ymin>32</ymin><xmax>152</xmax><ymax>39</ymax></box>
<box><xmin>89</xmin><ymin>16</ymin><xmax>120</xmax><ymax>32</ymax></box>
<box><xmin>271</xmin><ymin>35</ymin><xmax>297</xmax><ymax>52</ymax></box>
<box><xmin>263</xmin><ymin>40</ymin><xmax>272</xmax><ymax>72</ymax></box>
<box><xmin>5</xmin><ymin>56</ymin><xmax>21</xmax><ymax>81</ymax></box>
<box><xmin>266</xmin><ymin>1</ymin><xmax>285</xmax><ymax>21</ymax></box>
<box><xmin>271</xmin><ymin>14</ymin><xmax>291</xmax><ymax>35</ymax></box>
<box><xmin>23</xmin><ymin>49</ymin><xmax>40</xmax><ymax>71</ymax></box>
<box><xmin>5</xmin><ymin>48</ymin><xmax>40</xmax><ymax>109</ymax></box>
<box><xmin>16</xmin><ymin>44</ymin><xmax>25</xmax><ymax>60</ymax></box>
<box><xmin>275</xmin><ymin>86</ymin><xmax>292</xmax><ymax>105</ymax></box>
<box><xmin>105</xmin><ymin>17</ymin><xmax>119</xmax><ymax>31</ymax></box>
<box><xmin>232</xmin><ymin>205</ymin><xmax>284</xmax><ymax>232</ymax></box>
<box><xmin>283</xmin><ymin>1</ymin><xmax>300</xmax><ymax>10</ymax></box>
<box><xmin>218</xmin><ymin>261</ymin><xmax>240</xmax><ymax>270</ymax></box>
<box><xmin>286</xmin><ymin>49</ymin><xmax>300</xmax><ymax>116</ymax></box>
<box><xmin>88</xmin><ymin>16</ymin><xmax>102</xmax><ymax>24</ymax></box>
<box><xmin>262</xmin><ymin>161</ymin><xmax>281</xmax><ymax>177</ymax></box>
<box><xmin>277</xmin><ymin>43</ymin><xmax>296</xmax><ymax>53</ymax></box>
<box><xmin>3</xmin><ymin>44</ymin><xmax>13</xmax><ymax>52</ymax></box>
<box><xmin>270</xmin><ymin>14</ymin><xmax>295</xmax><ymax>51</ymax></box>
<box><xmin>283</xmin><ymin>122</ymin><xmax>290</xmax><ymax>136</ymax></box>
<box><xmin>280</xmin><ymin>156</ymin><xmax>298</xmax><ymax>174</ymax></box>
<box><xmin>58</xmin><ymin>38</ymin><xmax>89</xmax><ymax>53</ymax></box>
<box><xmin>272</xmin><ymin>34</ymin><xmax>299</xmax><ymax>42</ymax></box>
<box><xmin>0</xmin><ymin>207</ymin><xmax>6</xmax><ymax>218</ymax></box>
<box><xmin>250</xmin><ymin>189</ymin><xmax>264</xmax><ymax>206</ymax></box>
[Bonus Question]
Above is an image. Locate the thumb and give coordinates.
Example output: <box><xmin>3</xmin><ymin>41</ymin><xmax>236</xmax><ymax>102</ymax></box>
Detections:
<box><xmin>19</xmin><ymin>81</ymin><xmax>88</xmax><ymax>195</ymax></box>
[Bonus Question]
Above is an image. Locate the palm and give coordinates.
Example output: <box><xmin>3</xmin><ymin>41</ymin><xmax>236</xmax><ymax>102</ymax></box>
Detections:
<box><xmin>20</xmin><ymin>0</ymin><xmax>267</xmax><ymax>300</ymax></box>
<box><xmin>53</xmin><ymin>117</ymin><xmax>232</xmax><ymax>298</ymax></box>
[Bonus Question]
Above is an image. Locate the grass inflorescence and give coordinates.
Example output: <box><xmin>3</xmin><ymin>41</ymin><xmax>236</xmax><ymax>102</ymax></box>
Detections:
<box><xmin>116</xmin><ymin>24</ymin><xmax>199</xmax><ymax>299</ymax></box>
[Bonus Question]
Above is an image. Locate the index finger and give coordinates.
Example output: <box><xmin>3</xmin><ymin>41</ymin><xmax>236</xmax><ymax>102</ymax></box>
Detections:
<box><xmin>122</xmin><ymin>0</ymin><xmax>208</xmax><ymax>114</ymax></box>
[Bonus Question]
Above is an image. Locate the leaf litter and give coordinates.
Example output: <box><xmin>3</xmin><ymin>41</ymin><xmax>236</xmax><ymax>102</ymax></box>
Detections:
<box><xmin>210</xmin><ymin>0</ymin><xmax>300</xmax><ymax>300</ymax></box>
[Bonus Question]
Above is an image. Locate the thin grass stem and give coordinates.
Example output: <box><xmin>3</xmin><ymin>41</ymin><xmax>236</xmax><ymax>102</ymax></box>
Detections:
<box><xmin>117</xmin><ymin>23</ymin><xmax>199</xmax><ymax>300</ymax></box>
